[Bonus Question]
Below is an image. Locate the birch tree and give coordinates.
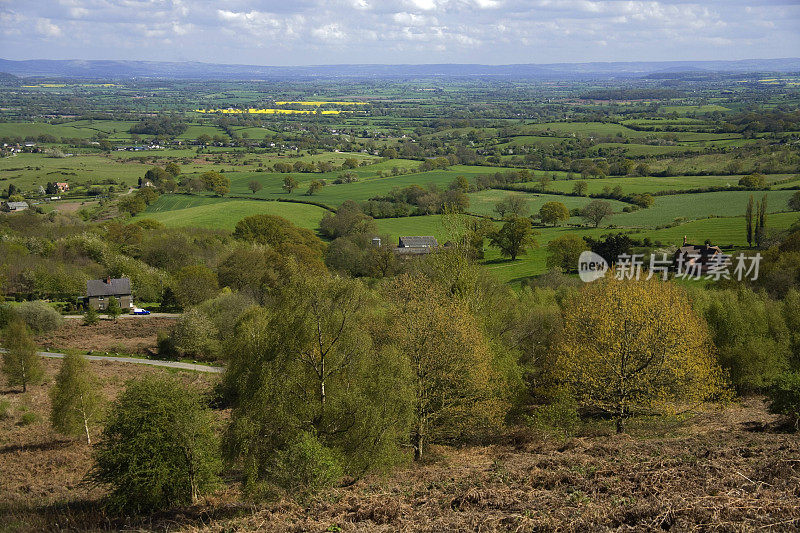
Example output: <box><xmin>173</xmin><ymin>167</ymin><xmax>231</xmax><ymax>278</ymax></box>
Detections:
<box><xmin>1</xmin><ymin>319</ymin><xmax>43</xmax><ymax>393</ymax></box>
<box><xmin>50</xmin><ymin>353</ymin><xmax>103</xmax><ymax>444</ymax></box>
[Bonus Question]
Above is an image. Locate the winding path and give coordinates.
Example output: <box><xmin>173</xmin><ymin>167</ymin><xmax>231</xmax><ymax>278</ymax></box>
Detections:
<box><xmin>36</xmin><ymin>350</ymin><xmax>224</xmax><ymax>374</ymax></box>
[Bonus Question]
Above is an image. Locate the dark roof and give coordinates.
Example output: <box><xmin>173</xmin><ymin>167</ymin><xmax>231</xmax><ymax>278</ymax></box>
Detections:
<box><xmin>398</xmin><ymin>236</ymin><xmax>438</xmax><ymax>248</ymax></box>
<box><xmin>86</xmin><ymin>277</ymin><xmax>131</xmax><ymax>297</ymax></box>
<box><xmin>5</xmin><ymin>201</ymin><xmax>28</xmax><ymax>209</ymax></box>
<box><xmin>677</xmin><ymin>244</ymin><xmax>722</xmax><ymax>258</ymax></box>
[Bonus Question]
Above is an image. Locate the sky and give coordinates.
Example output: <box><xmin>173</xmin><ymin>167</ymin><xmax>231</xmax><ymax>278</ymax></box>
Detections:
<box><xmin>1</xmin><ymin>0</ymin><xmax>799</xmax><ymax>66</ymax></box>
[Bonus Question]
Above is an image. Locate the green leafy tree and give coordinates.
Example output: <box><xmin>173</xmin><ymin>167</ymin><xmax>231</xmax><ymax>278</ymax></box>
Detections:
<box><xmin>789</xmin><ymin>191</ymin><xmax>800</xmax><ymax>212</ymax></box>
<box><xmin>490</xmin><ymin>216</ymin><xmax>538</xmax><ymax>261</ymax></box>
<box><xmin>538</xmin><ymin>174</ymin><xmax>551</xmax><ymax>190</ymax></box>
<box><xmin>383</xmin><ymin>275</ymin><xmax>509</xmax><ymax>460</ymax></box>
<box><xmin>174</xmin><ymin>265</ymin><xmax>219</xmax><ymax>308</ymax></box>
<box><xmin>572</xmin><ymin>180</ymin><xmax>589</xmax><ymax>196</ymax></box>
<box><xmin>539</xmin><ymin>201</ymin><xmax>570</xmax><ymax>226</ymax></box>
<box><xmin>580</xmin><ymin>199</ymin><xmax>614</xmax><ymax>228</ymax></box>
<box><xmin>319</xmin><ymin>200</ymin><xmax>376</xmax><ymax>239</ymax></box>
<box><xmin>223</xmin><ymin>275</ymin><xmax>411</xmax><ymax>494</ymax></box>
<box><xmin>83</xmin><ymin>304</ymin><xmax>99</xmax><ymax>325</ymax></box>
<box><xmin>88</xmin><ymin>376</ymin><xmax>221</xmax><ymax>514</ymax></box>
<box><xmin>450</xmin><ymin>175</ymin><xmax>470</xmax><ymax>192</ymax></box>
<box><xmin>248</xmin><ymin>180</ymin><xmax>263</xmax><ymax>194</ymax></box>
<box><xmin>306</xmin><ymin>179</ymin><xmax>325</xmax><ymax>195</ymax></box>
<box><xmin>756</xmin><ymin>194</ymin><xmax>768</xmax><ymax>247</ymax></box>
<box><xmin>106</xmin><ymin>296</ymin><xmax>122</xmax><ymax>320</ymax></box>
<box><xmin>546</xmin><ymin>234</ymin><xmax>586</xmax><ymax>272</ymax></box>
<box><xmin>144</xmin><ymin>167</ymin><xmax>170</xmax><ymax>186</ymax></box>
<box><xmin>200</xmin><ymin>171</ymin><xmax>230</xmax><ymax>196</ymax></box>
<box><xmin>738</xmin><ymin>173</ymin><xmax>767</xmax><ymax>189</ymax></box>
<box><xmin>768</xmin><ymin>372</ymin><xmax>800</xmax><ymax>430</ymax></box>
<box><xmin>282</xmin><ymin>176</ymin><xmax>298</xmax><ymax>193</ymax></box>
<box><xmin>164</xmin><ymin>162</ymin><xmax>181</xmax><ymax>177</ymax></box>
<box><xmin>50</xmin><ymin>353</ymin><xmax>103</xmax><ymax>444</ymax></box>
<box><xmin>170</xmin><ymin>308</ymin><xmax>219</xmax><ymax>361</ymax></box>
<box><xmin>1</xmin><ymin>319</ymin><xmax>43</xmax><ymax>392</ymax></box>
<box><xmin>232</xmin><ymin>214</ymin><xmax>325</xmax><ymax>257</ymax></box>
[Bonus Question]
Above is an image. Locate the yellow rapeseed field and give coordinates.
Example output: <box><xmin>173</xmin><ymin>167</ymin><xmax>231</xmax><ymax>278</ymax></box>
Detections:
<box><xmin>274</xmin><ymin>101</ymin><xmax>367</xmax><ymax>106</ymax></box>
<box><xmin>194</xmin><ymin>108</ymin><xmax>342</xmax><ymax>115</ymax></box>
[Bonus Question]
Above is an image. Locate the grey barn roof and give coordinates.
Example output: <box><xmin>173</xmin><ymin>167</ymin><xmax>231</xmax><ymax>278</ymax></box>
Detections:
<box><xmin>5</xmin><ymin>201</ymin><xmax>29</xmax><ymax>209</ymax></box>
<box><xmin>398</xmin><ymin>236</ymin><xmax>439</xmax><ymax>248</ymax></box>
<box><xmin>86</xmin><ymin>277</ymin><xmax>131</xmax><ymax>297</ymax></box>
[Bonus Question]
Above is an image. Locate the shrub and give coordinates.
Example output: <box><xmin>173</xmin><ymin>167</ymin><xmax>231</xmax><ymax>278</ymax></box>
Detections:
<box><xmin>271</xmin><ymin>432</ymin><xmax>344</xmax><ymax>494</ymax></box>
<box><xmin>767</xmin><ymin>372</ymin><xmax>800</xmax><ymax>430</ymax></box>
<box><xmin>11</xmin><ymin>301</ymin><xmax>63</xmax><ymax>333</ymax></box>
<box><xmin>0</xmin><ymin>400</ymin><xmax>11</xmax><ymax>420</ymax></box>
<box><xmin>171</xmin><ymin>309</ymin><xmax>219</xmax><ymax>361</ymax></box>
<box><xmin>88</xmin><ymin>376</ymin><xmax>221</xmax><ymax>514</ymax></box>
<box><xmin>527</xmin><ymin>391</ymin><xmax>580</xmax><ymax>439</ymax></box>
<box><xmin>18</xmin><ymin>412</ymin><xmax>39</xmax><ymax>426</ymax></box>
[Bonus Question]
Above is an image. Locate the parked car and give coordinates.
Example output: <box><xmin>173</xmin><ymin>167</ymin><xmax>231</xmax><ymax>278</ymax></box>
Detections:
<box><xmin>132</xmin><ymin>308</ymin><xmax>150</xmax><ymax>315</ymax></box>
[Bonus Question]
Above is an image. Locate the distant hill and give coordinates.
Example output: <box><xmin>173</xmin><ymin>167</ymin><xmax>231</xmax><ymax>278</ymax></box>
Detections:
<box><xmin>0</xmin><ymin>58</ymin><xmax>798</xmax><ymax>80</ymax></box>
<box><xmin>0</xmin><ymin>72</ymin><xmax>20</xmax><ymax>86</ymax></box>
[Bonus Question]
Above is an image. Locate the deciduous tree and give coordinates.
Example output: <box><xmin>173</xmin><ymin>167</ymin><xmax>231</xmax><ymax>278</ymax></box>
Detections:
<box><xmin>580</xmin><ymin>199</ymin><xmax>614</xmax><ymax>228</ymax></box>
<box><xmin>546</xmin><ymin>234</ymin><xmax>586</xmax><ymax>272</ymax></box>
<box><xmin>383</xmin><ymin>275</ymin><xmax>509</xmax><ymax>460</ymax></box>
<box><xmin>50</xmin><ymin>353</ymin><xmax>103</xmax><ymax>444</ymax></box>
<box><xmin>490</xmin><ymin>216</ymin><xmax>537</xmax><ymax>261</ymax></box>
<box><xmin>539</xmin><ymin>201</ymin><xmax>570</xmax><ymax>226</ymax></box>
<box><xmin>89</xmin><ymin>376</ymin><xmax>220</xmax><ymax>513</ymax></box>
<box><xmin>1</xmin><ymin>319</ymin><xmax>43</xmax><ymax>392</ymax></box>
<box><xmin>554</xmin><ymin>279</ymin><xmax>726</xmax><ymax>433</ymax></box>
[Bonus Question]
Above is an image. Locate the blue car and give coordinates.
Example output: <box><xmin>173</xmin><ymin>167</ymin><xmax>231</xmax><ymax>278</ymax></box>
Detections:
<box><xmin>132</xmin><ymin>308</ymin><xmax>151</xmax><ymax>315</ymax></box>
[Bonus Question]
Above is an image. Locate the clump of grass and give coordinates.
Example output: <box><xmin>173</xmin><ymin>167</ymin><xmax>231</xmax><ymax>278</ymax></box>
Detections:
<box><xmin>0</xmin><ymin>400</ymin><xmax>11</xmax><ymax>420</ymax></box>
<box><xmin>18</xmin><ymin>412</ymin><xmax>39</xmax><ymax>426</ymax></box>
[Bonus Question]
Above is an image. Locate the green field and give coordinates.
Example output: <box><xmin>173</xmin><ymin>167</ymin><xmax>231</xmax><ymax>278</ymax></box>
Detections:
<box><xmin>229</xmin><ymin>165</ymin><xmax>495</xmax><ymax>208</ymax></box>
<box><xmin>661</xmin><ymin>104</ymin><xmax>731</xmax><ymax>114</ymax></box>
<box><xmin>467</xmin><ymin>189</ymin><xmax>628</xmax><ymax>219</ymax></box>
<box><xmin>137</xmin><ymin>195</ymin><xmax>329</xmax><ymax>231</ymax></box>
<box><xmin>541</xmin><ymin>174</ymin><xmax>795</xmax><ymax>196</ymax></box>
<box><xmin>609</xmin><ymin>190</ymin><xmax>797</xmax><ymax>227</ymax></box>
<box><xmin>629</xmin><ymin>212</ymin><xmax>800</xmax><ymax>247</ymax></box>
<box><xmin>0</xmin><ymin>120</ymin><xmax>137</xmax><ymax>141</ymax></box>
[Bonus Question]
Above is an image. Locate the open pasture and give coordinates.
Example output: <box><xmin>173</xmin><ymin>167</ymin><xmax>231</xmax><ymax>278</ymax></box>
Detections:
<box><xmin>609</xmin><ymin>190</ymin><xmax>798</xmax><ymax>228</ymax></box>
<box><xmin>137</xmin><ymin>194</ymin><xmax>328</xmax><ymax>231</ymax></box>
<box><xmin>544</xmin><ymin>174</ymin><xmax>794</xmax><ymax>195</ymax></box>
<box><xmin>467</xmin><ymin>189</ymin><xmax>628</xmax><ymax>218</ymax></box>
<box><xmin>230</xmin><ymin>164</ymin><xmax>493</xmax><ymax>208</ymax></box>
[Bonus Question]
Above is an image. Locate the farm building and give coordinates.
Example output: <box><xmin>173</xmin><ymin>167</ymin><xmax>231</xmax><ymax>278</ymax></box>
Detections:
<box><xmin>56</xmin><ymin>182</ymin><xmax>70</xmax><ymax>192</ymax></box>
<box><xmin>86</xmin><ymin>277</ymin><xmax>133</xmax><ymax>312</ymax></box>
<box><xmin>394</xmin><ymin>236</ymin><xmax>439</xmax><ymax>256</ymax></box>
<box><xmin>2</xmin><ymin>201</ymin><xmax>29</xmax><ymax>212</ymax></box>
<box><xmin>673</xmin><ymin>237</ymin><xmax>726</xmax><ymax>274</ymax></box>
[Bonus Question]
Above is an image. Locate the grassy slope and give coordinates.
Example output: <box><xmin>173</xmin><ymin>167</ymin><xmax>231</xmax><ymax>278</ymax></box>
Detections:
<box><xmin>609</xmin><ymin>190</ymin><xmax>797</xmax><ymax>227</ymax></box>
<box><xmin>138</xmin><ymin>195</ymin><xmax>328</xmax><ymax>231</ymax></box>
<box><xmin>467</xmin><ymin>189</ymin><xmax>628</xmax><ymax>218</ymax></box>
<box><xmin>232</xmin><ymin>165</ymin><xmax>494</xmax><ymax>208</ymax></box>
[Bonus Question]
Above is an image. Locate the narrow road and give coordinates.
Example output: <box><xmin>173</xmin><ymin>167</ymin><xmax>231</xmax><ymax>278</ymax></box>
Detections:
<box><xmin>36</xmin><ymin>351</ymin><xmax>224</xmax><ymax>374</ymax></box>
<box><xmin>62</xmin><ymin>313</ymin><xmax>181</xmax><ymax>319</ymax></box>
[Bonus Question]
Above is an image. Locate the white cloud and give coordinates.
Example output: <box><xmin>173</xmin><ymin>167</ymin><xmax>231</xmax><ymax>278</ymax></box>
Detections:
<box><xmin>0</xmin><ymin>0</ymin><xmax>797</xmax><ymax>65</ymax></box>
<box><xmin>35</xmin><ymin>18</ymin><xmax>62</xmax><ymax>37</ymax></box>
